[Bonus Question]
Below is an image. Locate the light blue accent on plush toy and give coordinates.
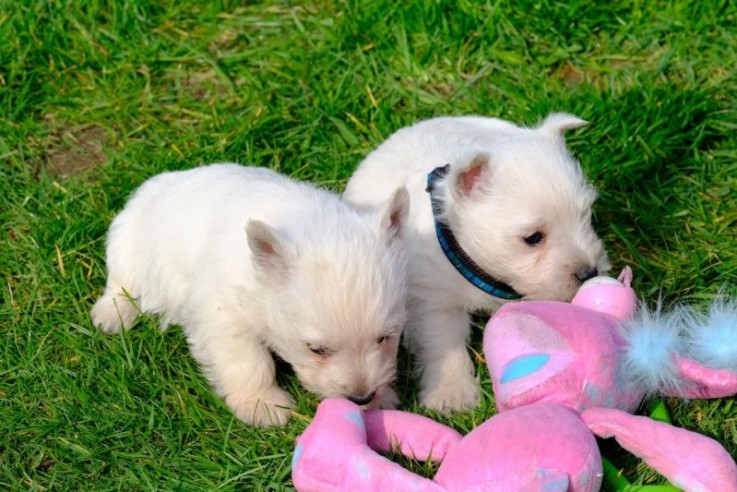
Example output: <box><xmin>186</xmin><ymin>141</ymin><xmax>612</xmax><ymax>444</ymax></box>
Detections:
<box><xmin>357</xmin><ymin>459</ymin><xmax>372</xmax><ymax>480</ymax></box>
<box><xmin>536</xmin><ymin>468</ymin><xmax>570</xmax><ymax>491</ymax></box>
<box><xmin>345</xmin><ymin>409</ymin><xmax>365</xmax><ymax>428</ymax></box>
<box><xmin>622</xmin><ymin>301</ymin><xmax>683</xmax><ymax>395</ymax></box>
<box><xmin>501</xmin><ymin>354</ymin><xmax>550</xmax><ymax>383</ymax></box>
<box><xmin>686</xmin><ymin>298</ymin><xmax>737</xmax><ymax>371</ymax></box>
<box><xmin>291</xmin><ymin>444</ymin><xmax>304</xmax><ymax>472</ymax></box>
<box><xmin>543</xmin><ymin>478</ymin><xmax>570</xmax><ymax>492</ymax></box>
<box><xmin>584</xmin><ymin>383</ymin><xmax>601</xmax><ymax>404</ymax></box>
<box><xmin>585</xmin><ymin>383</ymin><xmax>615</xmax><ymax>408</ymax></box>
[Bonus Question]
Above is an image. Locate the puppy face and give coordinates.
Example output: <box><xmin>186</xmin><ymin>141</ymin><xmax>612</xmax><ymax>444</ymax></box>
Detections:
<box><xmin>247</xmin><ymin>188</ymin><xmax>409</xmax><ymax>405</ymax></box>
<box><xmin>279</xmin><ymin>264</ymin><xmax>406</xmax><ymax>405</ymax></box>
<box><xmin>444</xmin><ymin>115</ymin><xmax>609</xmax><ymax>302</ymax></box>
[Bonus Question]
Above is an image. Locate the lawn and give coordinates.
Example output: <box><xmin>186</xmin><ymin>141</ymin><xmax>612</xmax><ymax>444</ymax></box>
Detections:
<box><xmin>1</xmin><ymin>0</ymin><xmax>736</xmax><ymax>490</ymax></box>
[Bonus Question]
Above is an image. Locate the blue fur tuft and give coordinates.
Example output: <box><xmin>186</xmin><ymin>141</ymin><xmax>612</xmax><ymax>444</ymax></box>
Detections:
<box><xmin>682</xmin><ymin>296</ymin><xmax>737</xmax><ymax>372</ymax></box>
<box><xmin>621</xmin><ymin>300</ymin><xmax>684</xmax><ymax>395</ymax></box>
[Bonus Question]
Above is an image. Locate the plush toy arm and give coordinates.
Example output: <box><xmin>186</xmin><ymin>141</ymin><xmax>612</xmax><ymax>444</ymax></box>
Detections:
<box><xmin>364</xmin><ymin>409</ymin><xmax>463</xmax><ymax>462</ymax></box>
<box><xmin>582</xmin><ymin>407</ymin><xmax>737</xmax><ymax>492</ymax></box>
<box><xmin>662</xmin><ymin>356</ymin><xmax>737</xmax><ymax>399</ymax></box>
<box><xmin>292</xmin><ymin>399</ymin><xmax>445</xmax><ymax>492</ymax></box>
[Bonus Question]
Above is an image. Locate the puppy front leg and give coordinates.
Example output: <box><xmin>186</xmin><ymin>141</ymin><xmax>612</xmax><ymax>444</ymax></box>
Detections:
<box><xmin>409</xmin><ymin>305</ymin><xmax>479</xmax><ymax>413</ymax></box>
<box><xmin>192</xmin><ymin>329</ymin><xmax>294</xmax><ymax>427</ymax></box>
<box><xmin>90</xmin><ymin>279</ymin><xmax>140</xmax><ymax>333</ymax></box>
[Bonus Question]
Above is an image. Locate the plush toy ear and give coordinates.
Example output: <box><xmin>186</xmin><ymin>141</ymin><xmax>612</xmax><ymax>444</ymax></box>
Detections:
<box><xmin>662</xmin><ymin>297</ymin><xmax>737</xmax><ymax>398</ymax></box>
<box><xmin>379</xmin><ymin>186</ymin><xmax>409</xmax><ymax>243</ymax></box>
<box><xmin>246</xmin><ymin>219</ymin><xmax>291</xmax><ymax>286</ymax></box>
<box><xmin>624</xmin><ymin>296</ymin><xmax>737</xmax><ymax>398</ymax></box>
<box><xmin>451</xmin><ymin>152</ymin><xmax>491</xmax><ymax>200</ymax></box>
<box><xmin>537</xmin><ymin>113</ymin><xmax>587</xmax><ymax>144</ymax></box>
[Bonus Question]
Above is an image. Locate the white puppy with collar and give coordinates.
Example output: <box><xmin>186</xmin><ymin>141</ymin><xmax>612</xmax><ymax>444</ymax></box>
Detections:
<box><xmin>343</xmin><ymin>114</ymin><xmax>610</xmax><ymax>413</ymax></box>
<box><xmin>91</xmin><ymin>164</ymin><xmax>409</xmax><ymax>426</ymax></box>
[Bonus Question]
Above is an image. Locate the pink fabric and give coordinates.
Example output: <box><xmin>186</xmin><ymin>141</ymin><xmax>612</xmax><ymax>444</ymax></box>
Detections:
<box><xmin>293</xmin><ymin>400</ymin><xmax>603</xmax><ymax>492</ymax></box>
<box><xmin>364</xmin><ymin>409</ymin><xmax>462</xmax><ymax>462</ymax></box>
<box><xmin>434</xmin><ymin>403</ymin><xmax>601</xmax><ymax>492</ymax></box>
<box><xmin>292</xmin><ymin>399</ymin><xmax>443</xmax><ymax>492</ymax></box>
<box><xmin>570</xmin><ymin>266</ymin><xmax>637</xmax><ymax>321</ymax></box>
<box><xmin>583</xmin><ymin>407</ymin><xmax>737</xmax><ymax>492</ymax></box>
<box><xmin>666</xmin><ymin>356</ymin><xmax>737</xmax><ymax>399</ymax></box>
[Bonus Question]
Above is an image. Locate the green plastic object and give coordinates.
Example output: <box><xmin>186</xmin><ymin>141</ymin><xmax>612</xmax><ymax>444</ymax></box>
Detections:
<box><xmin>602</xmin><ymin>455</ymin><xmax>682</xmax><ymax>491</ymax></box>
<box><xmin>602</xmin><ymin>456</ymin><xmax>631</xmax><ymax>489</ymax></box>
<box><xmin>649</xmin><ymin>397</ymin><xmax>673</xmax><ymax>424</ymax></box>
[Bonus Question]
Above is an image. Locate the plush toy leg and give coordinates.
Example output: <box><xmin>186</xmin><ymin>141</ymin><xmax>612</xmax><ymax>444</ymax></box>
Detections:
<box><xmin>364</xmin><ymin>409</ymin><xmax>463</xmax><ymax>462</ymax></box>
<box><xmin>582</xmin><ymin>407</ymin><xmax>737</xmax><ymax>492</ymax></box>
<box><xmin>292</xmin><ymin>399</ymin><xmax>445</xmax><ymax>492</ymax></box>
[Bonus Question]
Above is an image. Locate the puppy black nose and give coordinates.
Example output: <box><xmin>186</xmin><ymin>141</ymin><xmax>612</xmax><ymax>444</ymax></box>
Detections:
<box><xmin>576</xmin><ymin>266</ymin><xmax>598</xmax><ymax>283</ymax></box>
<box><xmin>347</xmin><ymin>392</ymin><xmax>376</xmax><ymax>406</ymax></box>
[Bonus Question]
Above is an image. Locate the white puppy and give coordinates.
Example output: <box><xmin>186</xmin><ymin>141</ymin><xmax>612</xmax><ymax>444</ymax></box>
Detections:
<box><xmin>343</xmin><ymin>113</ymin><xmax>610</xmax><ymax>413</ymax></box>
<box><xmin>91</xmin><ymin>164</ymin><xmax>409</xmax><ymax>426</ymax></box>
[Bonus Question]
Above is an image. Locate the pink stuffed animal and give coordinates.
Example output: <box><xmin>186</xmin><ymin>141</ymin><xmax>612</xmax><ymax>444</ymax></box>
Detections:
<box><xmin>292</xmin><ymin>268</ymin><xmax>737</xmax><ymax>491</ymax></box>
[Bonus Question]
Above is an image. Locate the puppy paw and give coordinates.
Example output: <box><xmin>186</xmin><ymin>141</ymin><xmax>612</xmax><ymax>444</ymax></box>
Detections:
<box><xmin>227</xmin><ymin>386</ymin><xmax>295</xmax><ymax>427</ymax></box>
<box><xmin>90</xmin><ymin>295</ymin><xmax>138</xmax><ymax>334</ymax></box>
<box><xmin>419</xmin><ymin>375</ymin><xmax>479</xmax><ymax>414</ymax></box>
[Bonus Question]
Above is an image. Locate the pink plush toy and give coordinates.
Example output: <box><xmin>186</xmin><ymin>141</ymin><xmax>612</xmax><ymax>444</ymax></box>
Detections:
<box><xmin>292</xmin><ymin>268</ymin><xmax>737</xmax><ymax>491</ymax></box>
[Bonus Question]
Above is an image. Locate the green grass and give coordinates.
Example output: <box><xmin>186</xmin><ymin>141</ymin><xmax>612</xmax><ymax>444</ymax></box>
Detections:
<box><xmin>1</xmin><ymin>0</ymin><xmax>736</xmax><ymax>489</ymax></box>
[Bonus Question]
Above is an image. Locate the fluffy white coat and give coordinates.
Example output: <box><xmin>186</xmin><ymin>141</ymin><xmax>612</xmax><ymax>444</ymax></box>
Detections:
<box><xmin>344</xmin><ymin>114</ymin><xmax>610</xmax><ymax>413</ymax></box>
<box><xmin>91</xmin><ymin>164</ymin><xmax>409</xmax><ymax>426</ymax></box>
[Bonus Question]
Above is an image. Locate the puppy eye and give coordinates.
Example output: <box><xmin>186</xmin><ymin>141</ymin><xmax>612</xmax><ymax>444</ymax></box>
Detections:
<box><xmin>377</xmin><ymin>334</ymin><xmax>390</xmax><ymax>345</ymax></box>
<box><xmin>308</xmin><ymin>345</ymin><xmax>331</xmax><ymax>357</ymax></box>
<box><xmin>523</xmin><ymin>232</ymin><xmax>545</xmax><ymax>246</ymax></box>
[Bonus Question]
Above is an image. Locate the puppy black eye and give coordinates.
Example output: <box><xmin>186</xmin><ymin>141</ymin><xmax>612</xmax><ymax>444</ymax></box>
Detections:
<box><xmin>377</xmin><ymin>335</ymin><xmax>390</xmax><ymax>344</ymax></box>
<box><xmin>308</xmin><ymin>345</ymin><xmax>331</xmax><ymax>356</ymax></box>
<box><xmin>523</xmin><ymin>232</ymin><xmax>544</xmax><ymax>246</ymax></box>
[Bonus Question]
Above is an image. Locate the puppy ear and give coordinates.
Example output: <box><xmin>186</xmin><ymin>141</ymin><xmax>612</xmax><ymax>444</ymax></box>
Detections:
<box><xmin>246</xmin><ymin>219</ymin><xmax>291</xmax><ymax>285</ymax></box>
<box><xmin>380</xmin><ymin>186</ymin><xmax>409</xmax><ymax>242</ymax></box>
<box><xmin>452</xmin><ymin>152</ymin><xmax>491</xmax><ymax>200</ymax></box>
<box><xmin>537</xmin><ymin>112</ymin><xmax>587</xmax><ymax>143</ymax></box>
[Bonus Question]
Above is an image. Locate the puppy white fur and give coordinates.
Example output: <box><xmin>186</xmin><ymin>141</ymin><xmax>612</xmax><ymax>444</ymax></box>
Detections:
<box><xmin>344</xmin><ymin>113</ymin><xmax>610</xmax><ymax>413</ymax></box>
<box><xmin>91</xmin><ymin>164</ymin><xmax>409</xmax><ymax>426</ymax></box>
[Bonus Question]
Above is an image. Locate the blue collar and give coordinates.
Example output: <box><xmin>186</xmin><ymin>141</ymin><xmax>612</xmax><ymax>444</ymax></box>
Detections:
<box><xmin>425</xmin><ymin>164</ymin><xmax>522</xmax><ymax>300</ymax></box>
